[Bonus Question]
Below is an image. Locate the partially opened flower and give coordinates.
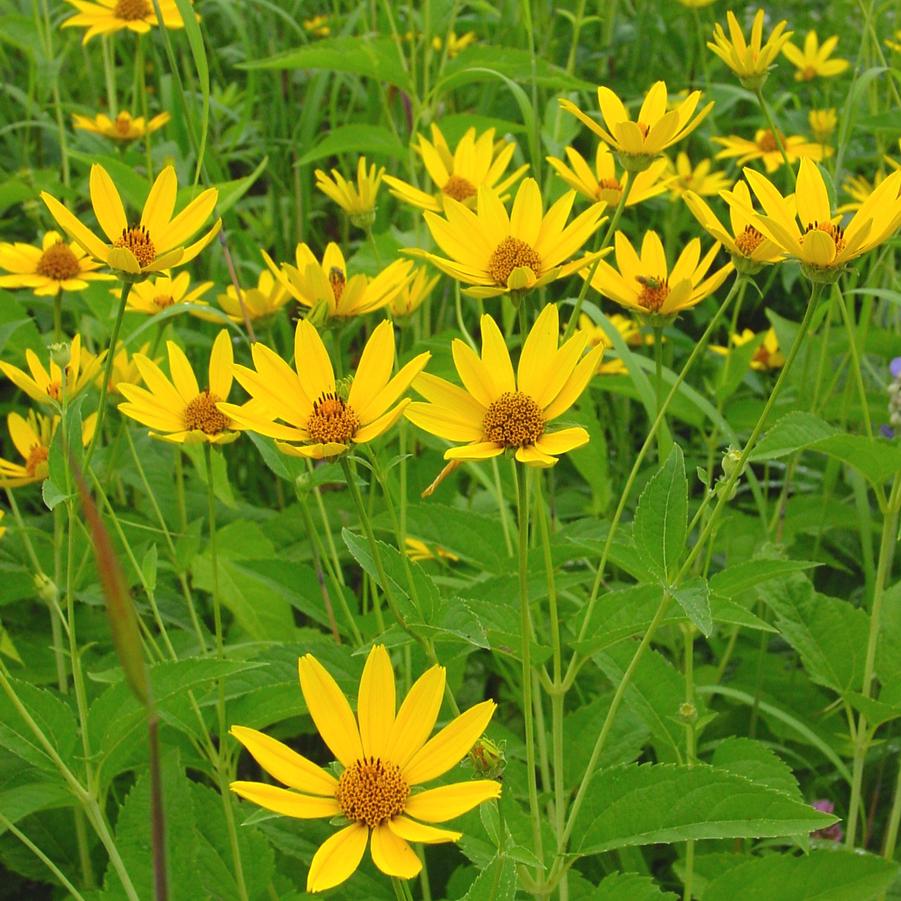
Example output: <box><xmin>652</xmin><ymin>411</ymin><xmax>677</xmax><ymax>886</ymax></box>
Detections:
<box><xmin>221</xmin><ymin>318</ymin><xmax>429</xmax><ymax>460</ymax></box>
<box><xmin>125</xmin><ymin>271</ymin><xmax>213</xmax><ymax>315</ymax></box>
<box><xmin>72</xmin><ymin>110</ymin><xmax>170</xmax><ymax>142</ymax></box>
<box><xmin>405</xmin><ymin>537</ymin><xmax>459</xmax><ymax>563</ymax></box>
<box><xmin>711</xmin><ymin>327</ymin><xmax>784</xmax><ymax>370</ymax></box>
<box><xmin>664</xmin><ymin>153</ymin><xmax>731</xmax><ymax>199</ymax></box>
<box><xmin>217</xmin><ymin>270</ymin><xmax>291</xmax><ymax>324</ymax></box>
<box><xmin>707</xmin><ymin>9</ymin><xmax>792</xmax><ymax>89</ymax></box>
<box><xmin>406</xmin><ymin>304</ymin><xmax>602</xmax><ymax>467</ymax></box>
<box><xmin>230</xmin><ymin>645</ymin><xmax>499</xmax><ymax>892</ymax></box>
<box><xmin>91</xmin><ymin>341</ymin><xmax>152</xmax><ymax>395</ymax></box>
<box><xmin>0</xmin><ymin>336</ymin><xmax>105</xmax><ymax>406</ymax></box>
<box><xmin>808</xmin><ymin>109</ymin><xmax>837</xmax><ymax>144</ymax></box>
<box><xmin>389</xmin><ymin>266</ymin><xmax>440</xmax><ymax>318</ymax></box>
<box><xmin>0</xmin><ymin>230</ymin><xmax>112</xmax><ymax>297</ymax></box>
<box><xmin>315</xmin><ymin>157</ymin><xmax>384</xmax><ymax>226</ymax></box>
<box><xmin>62</xmin><ymin>0</ymin><xmax>188</xmax><ymax>44</ymax></box>
<box><xmin>782</xmin><ymin>32</ymin><xmax>850</xmax><ymax>81</ymax></box>
<box><xmin>713</xmin><ymin>129</ymin><xmax>829</xmax><ymax>174</ymax></box>
<box><xmin>41</xmin><ymin>164</ymin><xmax>220</xmax><ymax>277</ymax></box>
<box><xmin>117</xmin><ymin>331</ymin><xmax>240</xmax><ymax>444</ymax></box>
<box><xmin>407</xmin><ymin>178</ymin><xmax>607</xmax><ymax>298</ymax></box>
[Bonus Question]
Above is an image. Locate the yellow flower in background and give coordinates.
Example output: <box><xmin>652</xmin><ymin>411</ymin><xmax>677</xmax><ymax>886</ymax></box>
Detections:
<box><xmin>707</xmin><ymin>9</ymin><xmax>791</xmax><ymax>88</ymax></box>
<box><xmin>41</xmin><ymin>164</ymin><xmax>220</xmax><ymax>277</ymax></box>
<box><xmin>315</xmin><ymin>157</ymin><xmax>385</xmax><ymax>226</ymax></box>
<box><xmin>264</xmin><ymin>243</ymin><xmax>412</xmax><ymax>320</ymax></box>
<box><xmin>407</xmin><ymin>178</ymin><xmax>607</xmax><ymax>299</ymax></box>
<box><xmin>711</xmin><ymin>327</ymin><xmax>784</xmax><ymax>370</ymax></box>
<box><xmin>302</xmin><ymin>14</ymin><xmax>329</xmax><ymax>37</ymax></box>
<box><xmin>125</xmin><ymin>271</ymin><xmax>213</xmax><ymax>315</ymax></box>
<box><xmin>782</xmin><ymin>32</ymin><xmax>850</xmax><ymax>81</ymax></box>
<box><xmin>808</xmin><ymin>109</ymin><xmax>837</xmax><ymax>144</ymax></box>
<box><xmin>92</xmin><ymin>341</ymin><xmax>152</xmax><ymax>395</ymax></box>
<box><xmin>887</xmin><ymin>30</ymin><xmax>901</xmax><ymax>53</ymax></box>
<box><xmin>713</xmin><ymin>129</ymin><xmax>829</xmax><ymax>174</ymax></box>
<box><xmin>389</xmin><ymin>267</ymin><xmax>440</xmax><ymax>318</ymax></box>
<box><xmin>406</xmin><ymin>304</ymin><xmax>602</xmax><ymax>467</ymax></box>
<box><xmin>72</xmin><ymin>110</ymin><xmax>171</xmax><ymax>142</ymax></box>
<box><xmin>577</xmin><ymin>312</ymin><xmax>653</xmax><ymax>375</ymax></box>
<box><xmin>546</xmin><ymin>145</ymin><xmax>670</xmax><ymax>206</ymax></box>
<box><xmin>118</xmin><ymin>331</ymin><xmax>240</xmax><ymax>445</ymax></box>
<box><xmin>432</xmin><ymin>30</ymin><xmax>477</xmax><ymax>57</ymax></box>
<box><xmin>405</xmin><ymin>537</ymin><xmax>459</xmax><ymax>563</ymax></box>
<box><xmin>384</xmin><ymin>124</ymin><xmax>528</xmax><ymax>213</ymax></box>
<box><xmin>62</xmin><ymin>0</ymin><xmax>187</xmax><ymax>43</ymax></box>
<box><xmin>217</xmin><ymin>270</ymin><xmax>291</xmax><ymax>324</ymax></box>
<box><xmin>560</xmin><ymin>81</ymin><xmax>714</xmax><ymax>171</ymax></box>
<box><xmin>222</xmin><ymin>319</ymin><xmax>429</xmax><ymax>460</ymax></box>
<box><xmin>664</xmin><ymin>152</ymin><xmax>731</xmax><ymax>199</ymax></box>
<box><xmin>0</xmin><ymin>336</ymin><xmax>105</xmax><ymax>406</ymax></box>
<box><xmin>0</xmin><ymin>230</ymin><xmax>112</xmax><ymax>296</ymax></box>
<box><xmin>584</xmin><ymin>230</ymin><xmax>733</xmax><ymax>319</ymax></box>
<box><xmin>678</xmin><ymin>0</ymin><xmax>717</xmax><ymax>7</ymax></box>
<box><xmin>230</xmin><ymin>645</ymin><xmax>499</xmax><ymax>892</ymax></box>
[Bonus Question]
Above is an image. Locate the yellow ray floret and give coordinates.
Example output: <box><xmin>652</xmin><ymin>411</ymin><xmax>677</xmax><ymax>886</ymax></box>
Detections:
<box><xmin>315</xmin><ymin>157</ymin><xmax>384</xmax><ymax>222</ymax></box>
<box><xmin>125</xmin><ymin>270</ymin><xmax>213</xmax><ymax>316</ymax></box>
<box><xmin>217</xmin><ymin>270</ymin><xmax>292</xmax><ymax>324</ymax></box>
<box><xmin>665</xmin><ymin>152</ymin><xmax>732</xmax><ymax>199</ymax></box>
<box><xmin>782</xmin><ymin>31</ymin><xmax>850</xmax><ymax>81</ymax></box>
<box><xmin>72</xmin><ymin>110</ymin><xmax>170</xmax><ymax>142</ymax></box>
<box><xmin>707</xmin><ymin>9</ymin><xmax>792</xmax><ymax>87</ymax></box>
<box><xmin>711</xmin><ymin>328</ymin><xmax>784</xmax><ymax>371</ymax></box>
<box><xmin>713</xmin><ymin>129</ymin><xmax>830</xmax><ymax>174</ymax></box>
<box><xmin>0</xmin><ymin>335</ymin><xmax>105</xmax><ymax>406</ymax></box>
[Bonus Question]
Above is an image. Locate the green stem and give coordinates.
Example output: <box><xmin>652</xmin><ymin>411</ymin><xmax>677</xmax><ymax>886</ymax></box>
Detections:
<box><xmin>653</xmin><ymin>325</ymin><xmax>665</xmax><ymax>461</ymax></box>
<box><xmin>102</xmin><ymin>36</ymin><xmax>118</xmax><ymax>117</ymax></box>
<box><xmin>683</xmin><ymin>624</ymin><xmax>697</xmax><ymax>901</ymax></box>
<box><xmin>834</xmin><ymin>280</ymin><xmax>873</xmax><ymax>439</ymax></box>
<box><xmin>753</xmin><ymin>87</ymin><xmax>794</xmax><ymax>181</ymax></box>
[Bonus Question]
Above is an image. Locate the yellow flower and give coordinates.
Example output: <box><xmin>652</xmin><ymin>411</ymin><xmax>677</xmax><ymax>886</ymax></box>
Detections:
<box><xmin>303</xmin><ymin>14</ymin><xmax>329</xmax><ymax>37</ymax></box>
<box><xmin>0</xmin><ymin>409</ymin><xmax>97</xmax><ymax>488</ymax></box>
<box><xmin>222</xmin><ymin>319</ymin><xmax>429</xmax><ymax>460</ymax></box>
<box><xmin>711</xmin><ymin>327</ymin><xmax>784</xmax><ymax>370</ymax></box>
<box><xmin>707</xmin><ymin>9</ymin><xmax>792</xmax><ymax>88</ymax></box>
<box><xmin>230</xmin><ymin>645</ymin><xmax>499</xmax><ymax>892</ymax></box>
<box><xmin>389</xmin><ymin>267</ymin><xmax>440</xmax><ymax>318</ymax></box>
<box><xmin>264</xmin><ymin>243</ymin><xmax>412</xmax><ymax>320</ymax></box>
<box><xmin>62</xmin><ymin>0</ymin><xmax>188</xmax><ymax>43</ymax></box>
<box><xmin>0</xmin><ymin>335</ymin><xmax>105</xmax><ymax>406</ymax></box>
<box><xmin>406</xmin><ymin>304</ymin><xmax>601</xmax><ymax>467</ymax></box>
<box><xmin>217</xmin><ymin>270</ymin><xmax>291</xmax><ymax>324</ymax></box>
<box><xmin>407</xmin><ymin>178</ymin><xmax>606</xmax><ymax>299</ymax></box>
<box><xmin>546</xmin><ymin>145</ymin><xmax>670</xmax><ymax>206</ymax></box>
<box><xmin>41</xmin><ymin>164</ymin><xmax>221</xmax><ymax>277</ymax></box>
<box><xmin>584</xmin><ymin>230</ymin><xmax>733</xmax><ymax>320</ymax></box>
<box><xmin>713</xmin><ymin>129</ymin><xmax>829</xmax><ymax>174</ymax></box>
<box><xmin>405</xmin><ymin>537</ymin><xmax>459</xmax><ymax>563</ymax></box>
<box><xmin>72</xmin><ymin>110</ymin><xmax>171</xmax><ymax>142</ymax></box>
<box><xmin>431</xmin><ymin>30</ymin><xmax>477</xmax><ymax>58</ymax></box>
<box><xmin>117</xmin><ymin>331</ymin><xmax>240</xmax><ymax>445</ymax></box>
<box><xmin>91</xmin><ymin>341</ymin><xmax>152</xmax><ymax>395</ymax></box>
<box><xmin>887</xmin><ymin>30</ymin><xmax>901</xmax><ymax>53</ymax></box>
<box><xmin>0</xmin><ymin>230</ymin><xmax>113</xmax><ymax>296</ymax></box>
<box><xmin>664</xmin><ymin>152</ymin><xmax>732</xmax><ymax>199</ymax></box>
<box><xmin>124</xmin><ymin>271</ymin><xmax>213</xmax><ymax>315</ymax></box>
<box><xmin>679</xmin><ymin>0</ymin><xmax>717</xmax><ymax>7</ymax></box>
<box><xmin>577</xmin><ymin>312</ymin><xmax>653</xmax><ymax>374</ymax></box>
<box><xmin>384</xmin><ymin>124</ymin><xmax>528</xmax><ymax>213</ymax></box>
<box><xmin>782</xmin><ymin>32</ymin><xmax>850</xmax><ymax>81</ymax></box>
<box><xmin>736</xmin><ymin>160</ymin><xmax>901</xmax><ymax>279</ymax></box>
<box><xmin>560</xmin><ymin>81</ymin><xmax>714</xmax><ymax>171</ymax></box>
<box><xmin>808</xmin><ymin>109</ymin><xmax>837</xmax><ymax>144</ymax></box>
<box><xmin>315</xmin><ymin>157</ymin><xmax>384</xmax><ymax>226</ymax></box>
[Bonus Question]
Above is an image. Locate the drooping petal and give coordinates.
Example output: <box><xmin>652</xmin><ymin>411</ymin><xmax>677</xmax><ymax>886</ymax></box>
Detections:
<box><xmin>370</xmin><ymin>824</ymin><xmax>422</xmax><ymax>879</ymax></box>
<box><xmin>306</xmin><ymin>824</ymin><xmax>369</xmax><ymax>894</ymax></box>
<box><xmin>387</xmin><ymin>816</ymin><xmax>461</xmax><ymax>844</ymax></box>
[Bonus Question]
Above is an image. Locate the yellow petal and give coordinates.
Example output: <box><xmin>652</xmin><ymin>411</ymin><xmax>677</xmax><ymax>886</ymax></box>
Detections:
<box><xmin>404</xmin><ymin>780</ymin><xmax>501</xmax><ymax>823</ymax></box>
<box><xmin>452</xmin><ymin>338</ymin><xmax>499</xmax><ymax>407</ymax></box>
<box><xmin>370</xmin><ymin>824</ymin><xmax>422</xmax><ymax>879</ymax></box>
<box><xmin>157</xmin><ymin>188</ymin><xmax>219</xmax><ymax>253</ymax></box>
<box><xmin>208</xmin><ymin>330</ymin><xmax>234</xmax><ymax>400</ymax></box>
<box><xmin>388</xmin><ymin>816</ymin><xmax>461</xmax><ymax>844</ymax></box>
<box><xmin>40</xmin><ymin>192</ymin><xmax>109</xmax><ymax>262</ymax></box>
<box><xmin>90</xmin><ymin>164</ymin><xmax>128</xmax><ymax>242</ymax></box>
<box><xmin>230</xmin><ymin>781</ymin><xmax>340</xmax><ymax>819</ymax></box>
<box><xmin>166</xmin><ymin>341</ymin><xmax>200</xmax><ymax>403</ymax></box>
<box><xmin>140</xmin><ymin>166</ymin><xmax>178</xmax><ymax>236</ymax></box>
<box><xmin>294</xmin><ymin>319</ymin><xmax>334</xmax><ymax>402</ymax></box>
<box><xmin>306</xmin><ymin>823</ymin><xmax>369</xmax><ymax>894</ymax></box>
<box><xmin>386</xmin><ymin>664</ymin><xmax>445</xmax><ymax>768</ymax></box>
<box><xmin>517</xmin><ymin>303</ymin><xmax>559</xmax><ymax>399</ymax></box>
<box><xmin>347</xmin><ymin>320</ymin><xmax>395</xmax><ymax>416</ymax></box>
<box><xmin>795</xmin><ymin>159</ymin><xmax>832</xmax><ymax>226</ymax></box>
<box><xmin>357</xmin><ymin>645</ymin><xmax>396</xmax><ymax>761</ymax></box>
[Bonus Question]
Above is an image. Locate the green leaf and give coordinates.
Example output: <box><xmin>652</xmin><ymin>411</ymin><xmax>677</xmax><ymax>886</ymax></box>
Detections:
<box><xmin>710</xmin><ymin>558</ymin><xmax>820</xmax><ymax>598</ymax></box>
<box><xmin>633</xmin><ymin>445</ymin><xmax>687</xmax><ymax>582</ymax></box>
<box><xmin>296</xmin><ymin>125</ymin><xmax>406</xmax><ymax>166</ymax></box>
<box><xmin>461</xmin><ymin>853</ymin><xmax>517</xmax><ymax>901</ymax></box>
<box><xmin>0</xmin><ymin>780</ymin><xmax>73</xmax><ymax>832</ymax></box>
<box><xmin>711</xmin><ymin>738</ymin><xmax>802</xmax><ymax>802</ymax></box>
<box><xmin>670</xmin><ymin>577</ymin><xmax>712</xmax><ymax>636</ymax></box>
<box><xmin>439</xmin><ymin>45</ymin><xmax>593</xmax><ymax>92</ymax></box>
<box><xmin>592</xmin><ymin>872</ymin><xmax>678</xmax><ymax>900</ymax></box>
<box><xmin>0</xmin><ymin>678</ymin><xmax>77</xmax><ymax>772</ymax></box>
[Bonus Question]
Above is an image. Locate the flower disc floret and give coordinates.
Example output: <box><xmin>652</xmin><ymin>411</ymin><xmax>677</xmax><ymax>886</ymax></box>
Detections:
<box><xmin>336</xmin><ymin>759</ymin><xmax>409</xmax><ymax>828</ymax></box>
<box><xmin>636</xmin><ymin>276</ymin><xmax>670</xmax><ymax>312</ymax></box>
<box><xmin>307</xmin><ymin>393</ymin><xmax>360</xmax><ymax>444</ymax></box>
<box><xmin>483</xmin><ymin>392</ymin><xmax>545</xmax><ymax>447</ymax></box>
<box><xmin>442</xmin><ymin>175</ymin><xmax>477</xmax><ymax>202</ymax></box>
<box><xmin>487</xmin><ymin>237</ymin><xmax>542</xmax><ymax>287</ymax></box>
<box><xmin>36</xmin><ymin>242</ymin><xmax>81</xmax><ymax>281</ymax></box>
<box><xmin>114</xmin><ymin>0</ymin><xmax>150</xmax><ymax>18</ymax></box>
<box><xmin>184</xmin><ymin>391</ymin><xmax>230</xmax><ymax>435</ymax></box>
<box><xmin>734</xmin><ymin>225</ymin><xmax>766</xmax><ymax>256</ymax></box>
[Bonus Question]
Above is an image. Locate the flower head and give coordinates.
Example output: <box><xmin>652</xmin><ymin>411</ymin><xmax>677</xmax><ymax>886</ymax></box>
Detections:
<box><xmin>389</xmin><ymin>267</ymin><xmax>440</xmax><ymax>318</ymax></box>
<box><xmin>62</xmin><ymin>0</ymin><xmax>188</xmax><ymax>44</ymax></box>
<box><xmin>808</xmin><ymin>109</ymin><xmax>837</xmax><ymax>144</ymax></box>
<box><xmin>41</xmin><ymin>164</ymin><xmax>220</xmax><ymax>278</ymax></box>
<box><xmin>230</xmin><ymin>646</ymin><xmax>498</xmax><ymax>893</ymax></box>
<box><xmin>713</xmin><ymin>129</ymin><xmax>830</xmax><ymax>174</ymax></box>
<box><xmin>578</xmin><ymin>312</ymin><xmax>653</xmax><ymax>374</ymax></box>
<box><xmin>707</xmin><ymin>9</ymin><xmax>792</xmax><ymax>89</ymax></box>
<box><xmin>125</xmin><ymin>271</ymin><xmax>213</xmax><ymax>316</ymax></box>
<box><xmin>406</xmin><ymin>304</ymin><xmax>602</xmax><ymax>467</ymax></box>
<box><xmin>407</xmin><ymin>178</ymin><xmax>606</xmax><ymax>298</ymax></box>
<box><xmin>303</xmin><ymin>14</ymin><xmax>329</xmax><ymax>37</ymax></box>
<box><xmin>315</xmin><ymin>157</ymin><xmax>385</xmax><ymax>227</ymax></box>
<box><xmin>0</xmin><ymin>336</ymin><xmax>105</xmax><ymax>406</ymax></box>
<box><xmin>782</xmin><ymin>32</ymin><xmax>850</xmax><ymax>81</ymax></box>
<box><xmin>72</xmin><ymin>110</ymin><xmax>170</xmax><ymax>142</ymax></box>
<box><xmin>91</xmin><ymin>341</ymin><xmax>152</xmax><ymax>395</ymax></box>
<box><xmin>405</xmin><ymin>537</ymin><xmax>459</xmax><ymax>563</ymax></box>
<box><xmin>217</xmin><ymin>270</ymin><xmax>291</xmax><ymax>324</ymax></box>
<box><xmin>222</xmin><ymin>319</ymin><xmax>429</xmax><ymax>460</ymax></box>
<box><xmin>431</xmin><ymin>30</ymin><xmax>477</xmax><ymax>58</ymax></box>
<box><xmin>664</xmin><ymin>152</ymin><xmax>732</xmax><ymax>199</ymax></box>
<box><xmin>0</xmin><ymin>230</ymin><xmax>113</xmax><ymax>296</ymax></box>
<box><xmin>711</xmin><ymin>327</ymin><xmax>784</xmax><ymax>370</ymax></box>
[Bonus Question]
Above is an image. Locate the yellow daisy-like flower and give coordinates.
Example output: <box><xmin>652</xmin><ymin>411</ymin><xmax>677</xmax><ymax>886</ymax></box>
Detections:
<box><xmin>808</xmin><ymin>108</ymin><xmax>837</xmax><ymax>144</ymax></box>
<box><xmin>62</xmin><ymin>0</ymin><xmax>187</xmax><ymax>43</ymax></box>
<box><xmin>736</xmin><ymin>159</ymin><xmax>901</xmax><ymax>280</ymax></box>
<box><xmin>41</xmin><ymin>164</ymin><xmax>221</xmax><ymax>278</ymax></box>
<box><xmin>0</xmin><ymin>230</ymin><xmax>113</xmax><ymax>297</ymax></box>
<box><xmin>315</xmin><ymin>157</ymin><xmax>385</xmax><ymax>226</ymax></box>
<box><xmin>117</xmin><ymin>331</ymin><xmax>240</xmax><ymax>445</ymax></box>
<box><xmin>707</xmin><ymin>9</ymin><xmax>792</xmax><ymax>89</ymax></box>
<box><xmin>264</xmin><ymin>243</ymin><xmax>412</xmax><ymax>320</ymax></box>
<box><xmin>404</xmin><ymin>537</ymin><xmax>459</xmax><ymax>563</ymax></box>
<box><xmin>406</xmin><ymin>304</ymin><xmax>601</xmax><ymax>467</ymax></box>
<box><xmin>584</xmin><ymin>230</ymin><xmax>733</xmax><ymax>320</ymax></box>
<box><xmin>389</xmin><ymin>267</ymin><xmax>440</xmax><ymax>318</ymax></box>
<box><xmin>124</xmin><ymin>271</ymin><xmax>213</xmax><ymax>315</ymax></box>
<box><xmin>711</xmin><ymin>327</ymin><xmax>784</xmax><ymax>370</ymax></box>
<box><xmin>303</xmin><ymin>14</ymin><xmax>329</xmax><ymax>37</ymax></box>
<box><xmin>221</xmin><ymin>318</ymin><xmax>429</xmax><ymax>460</ymax></box>
<box><xmin>887</xmin><ymin>30</ymin><xmax>901</xmax><ymax>53</ymax></box>
<box><xmin>217</xmin><ymin>270</ymin><xmax>291</xmax><ymax>324</ymax></box>
<box><xmin>578</xmin><ymin>312</ymin><xmax>653</xmax><ymax>375</ymax></box>
<box><xmin>383</xmin><ymin>124</ymin><xmax>528</xmax><ymax>213</ymax></box>
<box><xmin>0</xmin><ymin>336</ymin><xmax>105</xmax><ymax>406</ymax></box>
<box><xmin>407</xmin><ymin>178</ymin><xmax>607</xmax><ymax>299</ymax></box>
<box><xmin>90</xmin><ymin>341</ymin><xmax>152</xmax><ymax>395</ymax></box>
<box><xmin>72</xmin><ymin>110</ymin><xmax>171</xmax><ymax>142</ymax></box>
<box><xmin>559</xmin><ymin>81</ymin><xmax>714</xmax><ymax>171</ymax></box>
<box><xmin>713</xmin><ymin>129</ymin><xmax>829</xmax><ymax>174</ymax></box>
<box><xmin>782</xmin><ymin>32</ymin><xmax>850</xmax><ymax>81</ymax></box>
<box><xmin>431</xmin><ymin>30</ymin><xmax>477</xmax><ymax>57</ymax></box>
<box><xmin>546</xmin><ymin>145</ymin><xmax>669</xmax><ymax>207</ymax></box>
<box><xmin>664</xmin><ymin>152</ymin><xmax>732</xmax><ymax>199</ymax></box>
<box><xmin>230</xmin><ymin>645</ymin><xmax>499</xmax><ymax>893</ymax></box>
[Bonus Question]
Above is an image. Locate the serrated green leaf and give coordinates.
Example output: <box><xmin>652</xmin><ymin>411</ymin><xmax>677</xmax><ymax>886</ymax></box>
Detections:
<box><xmin>712</xmin><ymin>738</ymin><xmax>802</xmax><ymax>801</ymax></box>
<box><xmin>633</xmin><ymin>445</ymin><xmax>687</xmax><ymax>582</ymax></box>
<box><xmin>592</xmin><ymin>872</ymin><xmax>679</xmax><ymax>900</ymax></box>
<box><xmin>670</xmin><ymin>577</ymin><xmax>712</xmax><ymax>636</ymax></box>
<box><xmin>710</xmin><ymin>557</ymin><xmax>820</xmax><ymax>597</ymax></box>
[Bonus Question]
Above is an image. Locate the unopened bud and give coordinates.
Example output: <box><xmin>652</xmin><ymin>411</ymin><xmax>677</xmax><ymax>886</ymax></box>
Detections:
<box><xmin>469</xmin><ymin>737</ymin><xmax>506</xmax><ymax>779</ymax></box>
<box><xmin>48</xmin><ymin>342</ymin><xmax>71</xmax><ymax>369</ymax></box>
<box><xmin>678</xmin><ymin>702</ymin><xmax>697</xmax><ymax>723</ymax></box>
<box><xmin>34</xmin><ymin>572</ymin><xmax>59</xmax><ymax>605</ymax></box>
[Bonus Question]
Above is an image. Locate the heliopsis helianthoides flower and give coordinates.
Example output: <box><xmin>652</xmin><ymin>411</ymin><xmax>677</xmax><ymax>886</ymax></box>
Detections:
<box><xmin>41</xmin><ymin>164</ymin><xmax>220</xmax><ymax>278</ymax></box>
<box><xmin>711</xmin><ymin>327</ymin><xmax>784</xmax><ymax>370</ymax></box>
<box><xmin>577</xmin><ymin>312</ymin><xmax>654</xmax><ymax>375</ymax></box>
<box><xmin>684</xmin><ymin>180</ymin><xmax>784</xmax><ymax>273</ymax></box>
<box><xmin>217</xmin><ymin>270</ymin><xmax>291</xmax><ymax>324</ymax></box>
<box><xmin>559</xmin><ymin>81</ymin><xmax>714</xmax><ymax>172</ymax></box>
<box><xmin>383</xmin><ymin>124</ymin><xmax>528</xmax><ymax>213</ymax></box>
<box><xmin>230</xmin><ymin>645</ymin><xmax>499</xmax><ymax>892</ymax></box>
<box><xmin>315</xmin><ymin>157</ymin><xmax>385</xmax><ymax>227</ymax></box>
<box><xmin>707</xmin><ymin>9</ymin><xmax>791</xmax><ymax>89</ymax></box>
<box><xmin>72</xmin><ymin>110</ymin><xmax>171</xmax><ymax>142</ymax></box>
<box><xmin>389</xmin><ymin>266</ymin><xmax>440</xmax><ymax>318</ymax></box>
<box><xmin>406</xmin><ymin>304</ymin><xmax>602</xmax><ymax>467</ymax></box>
<box><xmin>546</xmin><ymin>145</ymin><xmax>669</xmax><ymax>207</ymax></box>
<box><xmin>404</xmin><ymin>537</ymin><xmax>460</xmax><ymax>563</ymax></box>
<box><xmin>91</xmin><ymin>341</ymin><xmax>152</xmax><ymax>395</ymax></box>
<box><xmin>117</xmin><ymin>331</ymin><xmax>240</xmax><ymax>445</ymax></box>
<box><xmin>264</xmin><ymin>243</ymin><xmax>412</xmax><ymax>320</ymax></box>
<box><xmin>583</xmin><ymin>230</ymin><xmax>733</xmax><ymax>321</ymax></box>
<box><xmin>782</xmin><ymin>31</ymin><xmax>850</xmax><ymax>81</ymax></box>
<box><xmin>407</xmin><ymin>178</ymin><xmax>607</xmax><ymax>299</ymax></box>
<box><xmin>303</xmin><ymin>14</ymin><xmax>329</xmax><ymax>37</ymax></box>
<box><xmin>431</xmin><ymin>30</ymin><xmax>477</xmax><ymax>57</ymax></box>
<box><xmin>62</xmin><ymin>0</ymin><xmax>188</xmax><ymax>43</ymax></box>
<box><xmin>664</xmin><ymin>152</ymin><xmax>732</xmax><ymax>199</ymax></box>
<box><xmin>124</xmin><ymin>271</ymin><xmax>213</xmax><ymax>315</ymax></box>
<box><xmin>737</xmin><ymin>159</ymin><xmax>901</xmax><ymax>281</ymax></box>
<box><xmin>713</xmin><ymin>129</ymin><xmax>829</xmax><ymax>174</ymax></box>
<box><xmin>808</xmin><ymin>109</ymin><xmax>837</xmax><ymax>144</ymax></box>
<box><xmin>0</xmin><ymin>336</ymin><xmax>105</xmax><ymax>406</ymax></box>
<box><xmin>221</xmin><ymin>319</ymin><xmax>429</xmax><ymax>460</ymax></box>
<box><xmin>0</xmin><ymin>230</ymin><xmax>113</xmax><ymax>297</ymax></box>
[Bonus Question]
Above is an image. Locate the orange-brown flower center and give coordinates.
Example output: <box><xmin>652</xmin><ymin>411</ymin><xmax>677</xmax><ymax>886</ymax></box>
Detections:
<box><xmin>442</xmin><ymin>174</ymin><xmax>477</xmax><ymax>203</ymax></box>
<box><xmin>114</xmin><ymin>113</ymin><xmax>134</xmax><ymax>136</ymax></box>
<box><xmin>637</xmin><ymin>122</ymin><xmax>650</xmax><ymax>138</ymax></box>
<box><xmin>36</xmin><ymin>242</ymin><xmax>81</xmax><ymax>281</ymax></box>
<box><xmin>307</xmin><ymin>392</ymin><xmax>359</xmax><ymax>445</ymax></box>
<box><xmin>487</xmin><ymin>237</ymin><xmax>542</xmax><ymax>287</ymax></box>
<box><xmin>114</xmin><ymin>226</ymin><xmax>156</xmax><ymax>268</ymax></box>
<box><xmin>757</xmin><ymin>130</ymin><xmax>783</xmax><ymax>153</ymax></box>
<box><xmin>328</xmin><ymin>267</ymin><xmax>345</xmax><ymax>303</ymax></box>
<box><xmin>803</xmin><ymin>220</ymin><xmax>845</xmax><ymax>253</ymax></box>
<box><xmin>184</xmin><ymin>390</ymin><xmax>230</xmax><ymax>435</ymax></box>
<box><xmin>800</xmin><ymin>66</ymin><xmax>817</xmax><ymax>81</ymax></box>
<box><xmin>735</xmin><ymin>225</ymin><xmax>765</xmax><ymax>257</ymax></box>
<box><xmin>114</xmin><ymin>0</ymin><xmax>151</xmax><ymax>20</ymax></box>
<box><xmin>153</xmin><ymin>294</ymin><xmax>175</xmax><ymax>309</ymax></box>
<box><xmin>596</xmin><ymin>177</ymin><xmax>623</xmax><ymax>204</ymax></box>
<box><xmin>336</xmin><ymin>758</ymin><xmax>409</xmax><ymax>829</ymax></box>
<box><xmin>636</xmin><ymin>275</ymin><xmax>670</xmax><ymax>312</ymax></box>
<box><xmin>483</xmin><ymin>391</ymin><xmax>545</xmax><ymax>447</ymax></box>
<box><xmin>26</xmin><ymin>444</ymin><xmax>49</xmax><ymax>478</ymax></box>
